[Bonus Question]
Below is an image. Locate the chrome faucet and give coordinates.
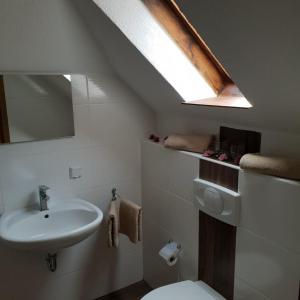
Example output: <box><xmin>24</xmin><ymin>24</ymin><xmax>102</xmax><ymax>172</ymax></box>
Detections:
<box><xmin>39</xmin><ymin>185</ymin><xmax>50</xmax><ymax>211</ymax></box>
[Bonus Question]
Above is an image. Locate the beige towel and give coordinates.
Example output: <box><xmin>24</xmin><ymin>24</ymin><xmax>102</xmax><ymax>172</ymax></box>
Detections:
<box><xmin>108</xmin><ymin>200</ymin><xmax>120</xmax><ymax>248</ymax></box>
<box><xmin>164</xmin><ymin>134</ymin><xmax>214</xmax><ymax>154</ymax></box>
<box><xmin>240</xmin><ymin>153</ymin><xmax>300</xmax><ymax>180</ymax></box>
<box><xmin>108</xmin><ymin>199</ymin><xmax>142</xmax><ymax>248</ymax></box>
<box><xmin>119</xmin><ymin>199</ymin><xmax>142</xmax><ymax>244</ymax></box>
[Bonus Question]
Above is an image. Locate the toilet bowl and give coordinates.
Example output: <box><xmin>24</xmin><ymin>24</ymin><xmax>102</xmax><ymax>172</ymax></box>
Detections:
<box><xmin>142</xmin><ymin>280</ymin><xmax>225</xmax><ymax>300</ymax></box>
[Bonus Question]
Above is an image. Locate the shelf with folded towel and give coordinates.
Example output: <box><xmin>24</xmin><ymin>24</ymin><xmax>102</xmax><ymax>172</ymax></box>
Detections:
<box><xmin>162</xmin><ymin>128</ymin><xmax>261</xmax><ymax>170</ymax></box>
<box><xmin>146</xmin><ymin>139</ymin><xmax>300</xmax><ymax>190</ymax></box>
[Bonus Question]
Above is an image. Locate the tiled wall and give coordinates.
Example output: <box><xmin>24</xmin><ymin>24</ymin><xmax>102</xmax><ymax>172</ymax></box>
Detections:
<box><xmin>142</xmin><ymin>141</ymin><xmax>300</xmax><ymax>300</ymax></box>
<box><xmin>142</xmin><ymin>140</ymin><xmax>199</xmax><ymax>288</ymax></box>
<box><xmin>235</xmin><ymin>171</ymin><xmax>300</xmax><ymax>300</ymax></box>
<box><xmin>0</xmin><ymin>74</ymin><xmax>154</xmax><ymax>300</ymax></box>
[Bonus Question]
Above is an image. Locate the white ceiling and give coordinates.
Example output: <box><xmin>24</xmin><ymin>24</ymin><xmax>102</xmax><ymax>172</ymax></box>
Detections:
<box><xmin>74</xmin><ymin>0</ymin><xmax>300</xmax><ymax>133</ymax></box>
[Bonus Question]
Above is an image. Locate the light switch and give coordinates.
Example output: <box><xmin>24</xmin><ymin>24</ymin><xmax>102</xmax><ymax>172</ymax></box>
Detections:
<box><xmin>69</xmin><ymin>167</ymin><xmax>82</xmax><ymax>179</ymax></box>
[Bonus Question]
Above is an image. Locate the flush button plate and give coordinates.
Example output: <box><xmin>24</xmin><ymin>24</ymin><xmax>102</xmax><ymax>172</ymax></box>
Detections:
<box><xmin>193</xmin><ymin>178</ymin><xmax>241</xmax><ymax>226</ymax></box>
<box><xmin>203</xmin><ymin>187</ymin><xmax>224</xmax><ymax>214</ymax></box>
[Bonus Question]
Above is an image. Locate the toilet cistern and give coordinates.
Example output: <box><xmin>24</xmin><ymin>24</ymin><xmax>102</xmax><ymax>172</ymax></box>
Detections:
<box><xmin>39</xmin><ymin>185</ymin><xmax>50</xmax><ymax>211</ymax></box>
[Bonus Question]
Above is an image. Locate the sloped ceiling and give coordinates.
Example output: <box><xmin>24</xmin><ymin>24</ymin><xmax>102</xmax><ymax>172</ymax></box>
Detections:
<box><xmin>74</xmin><ymin>0</ymin><xmax>300</xmax><ymax>133</ymax></box>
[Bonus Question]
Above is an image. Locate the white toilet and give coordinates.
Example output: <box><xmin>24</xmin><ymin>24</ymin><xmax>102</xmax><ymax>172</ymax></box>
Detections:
<box><xmin>142</xmin><ymin>280</ymin><xmax>226</xmax><ymax>300</ymax></box>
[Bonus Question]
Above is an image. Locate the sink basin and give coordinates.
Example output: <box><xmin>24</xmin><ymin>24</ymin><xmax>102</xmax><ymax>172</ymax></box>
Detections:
<box><xmin>0</xmin><ymin>198</ymin><xmax>103</xmax><ymax>251</ymax></box>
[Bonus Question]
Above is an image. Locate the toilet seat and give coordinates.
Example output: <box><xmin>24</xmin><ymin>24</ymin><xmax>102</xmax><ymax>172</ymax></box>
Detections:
<box><xmin>142</xmin><ymin>280</ymin><xmax>226</xmax><ymax>300</ymax></box>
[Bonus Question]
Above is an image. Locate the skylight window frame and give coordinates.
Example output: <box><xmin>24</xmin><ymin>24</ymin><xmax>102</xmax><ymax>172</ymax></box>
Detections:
<box><xmin>143</xmin><ymin>0</ymin><xmax>252</xmax><ymax>108</ymax></box>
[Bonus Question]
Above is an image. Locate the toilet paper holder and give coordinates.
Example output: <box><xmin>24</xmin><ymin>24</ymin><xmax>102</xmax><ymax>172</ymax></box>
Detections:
<box><xmin>168</xmin><ymin>239</ymin><xmax>181</xmax><ymax>249</ymax></box>
<box><xmin>159</xmin><ymin>240</ymin><xmax>182</xmax><ymax>266</ymax></box>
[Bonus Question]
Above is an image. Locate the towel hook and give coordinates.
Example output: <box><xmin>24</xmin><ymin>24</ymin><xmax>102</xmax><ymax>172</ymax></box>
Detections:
<box><xmin>111</xmin><ymin>187</ymin><xmax>117</xmax><ymax>201</ymax></box>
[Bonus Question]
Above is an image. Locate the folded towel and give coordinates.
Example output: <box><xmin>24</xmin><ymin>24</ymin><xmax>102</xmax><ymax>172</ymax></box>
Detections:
<box><xmin>108</xmin><ymin>200</ymin><xmax>120</xmax><ymax>248</ymax></box>
<box><xmin>119</xmin><ymin>199</ymin><xmax>142</xmax><ymax>244</ymax></box>
<box><xmin>240</xmin><ymin>153</ymin><xmax>300</xmax><ymax>180</ymax></box>
<box><xmin>164</xmin><ymin>134</ymin><xmax>214</xmax><ymax>154</ymax></box>
<box><xmin>108</xmin><ymin>199</ymin><xmax>142</xmax><ymax>248</ymax></box>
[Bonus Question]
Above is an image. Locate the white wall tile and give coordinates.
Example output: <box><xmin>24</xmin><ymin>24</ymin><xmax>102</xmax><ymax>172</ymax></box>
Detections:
<box><xmin>74</xmin><ymin>179</ymin><xmax>142</xmax><ymax>221</ymax></box>
<box><xmin>143</xmin><ymin>186</ymin><xmax>198</xmax><ymax>280</ymax></box>
<box><xmin>142</xmin><ymin>141</ymin><xmax>199</xmax><ymax>289</ymax></box>
<box><xmin>0</xmin><ymin>152</ymin><xmax>64</xmax><ymax>211</ymax></box>
<box><xmin>234</xmin><ymin>277</ymin><xmax>270</xmax><ymax>300</ymax></box>
<box><xmin>55</xmin><ymin>147</ymin><xmax>96</xmax><ymax>193</ymax></box>
<box><xmin>0</xmin><ymin>73</ymin><xmax>154</xmax><ymax>300</ymax></box>
<box><xmin>235</xmin><ymin>227</ymin><xmax>300</xmax><ymax>300</ymax></box>
<box><xmin>71</xmin><ymin>74</ymin><xmax>89</xmax><ymax>105</ymax></box>
<box><xmin>143</xmin><ymin>218</ymin><xmax>179</xmax><ymax>288</ymax></box>
<box><xmin>87</xmin><ymin>74</ymin><xmax>135</xmax><ymax>104</ymax></box>
<box><xmin>239</xmin><ymin>171</ymin><xmax>300</xmax><ymax>253</ymax></box>
<box><xmin>142</xmin><ymin>141</ymin><xmax>172</xmax><ymax>190</ymax></box>
<box><xmin>71</xmin><ymin>104</ymin><xmax>92</xmax><ymax>147</ymax></box>
<box><xmin>142</xmin><ymin>141</ymin><xmax>199</xmax><ymax>201</ymax></box>
<box><xmin>168</xmin><ymin>151</ymin><xmax>199</xmax><ymax>202</ymax></box>
<box><xmin>89</xmin><ymin>101</ymin><xmax>153</xmax><ymax>148</ymax></box>
<box><xmin>90</xmin><ymin>144</ymin><xmax>141</xmax><ymax>188</ymax></box>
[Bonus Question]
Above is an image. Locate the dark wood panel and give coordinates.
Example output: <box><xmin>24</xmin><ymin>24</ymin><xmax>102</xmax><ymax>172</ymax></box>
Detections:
<box><xmin>198</xmin><ymin>211</ymin><xmax>236</xmax><ymax>300</ymax></box>
<box><xmin>0</xmin><ymin>76</ymin><xmax>10</xmax><ymax>144</ymax></box>
<box><xmin>96</xmin><ymin>280</ymin><xmax>152</xmax><ymax>300</ymax></box>
<box><xmin>200</xmin><ymin>160</ymin><xmax>239</xmax><ymax>192</ymax></box>
<box><xmin>220</xmin><ymin>126</ymin><xmax>261</xmax><ymax>155</ymax></box>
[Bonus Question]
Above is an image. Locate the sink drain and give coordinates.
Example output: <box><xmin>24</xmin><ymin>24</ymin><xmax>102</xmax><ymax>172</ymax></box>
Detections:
<box><xmin>46</xmin><ymin>253</ymin><xmax>57</xmax><ymax>272</ymax></box>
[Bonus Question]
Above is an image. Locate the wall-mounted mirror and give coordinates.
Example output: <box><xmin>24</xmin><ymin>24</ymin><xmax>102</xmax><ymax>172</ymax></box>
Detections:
<box><xmin>0</xmin><ymin>74</ymin><xmax>75</xmax><ymax>144</ymax></box>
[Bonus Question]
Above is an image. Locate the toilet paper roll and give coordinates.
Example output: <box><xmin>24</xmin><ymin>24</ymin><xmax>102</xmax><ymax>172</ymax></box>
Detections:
<box><xmin>159</xmin><ymin>241</ymin><xmax>181</xmax><ymax>266</ymax></box>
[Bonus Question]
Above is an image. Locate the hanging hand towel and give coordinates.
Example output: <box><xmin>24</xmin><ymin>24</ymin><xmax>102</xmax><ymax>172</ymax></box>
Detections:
<box><xmin>108</xmin><ymin>198</ymin><xmax>142</xmax><ymax>247</ymax></box>
<box><xmin>119</xmin><ymin>199</ymin><xmax>142</xmax><ymax>244</ymax></box>
<box><xmin>108</xmin><ymin>200</ymin><xmax>120</xmax><ymax>248</ymax></box>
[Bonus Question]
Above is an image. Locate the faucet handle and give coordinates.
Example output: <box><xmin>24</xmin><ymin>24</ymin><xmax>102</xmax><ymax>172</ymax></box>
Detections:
<box><xmin>39</xmin><ymin>185</ymin><xmax>50</xmax><ymax>197</ymax></box>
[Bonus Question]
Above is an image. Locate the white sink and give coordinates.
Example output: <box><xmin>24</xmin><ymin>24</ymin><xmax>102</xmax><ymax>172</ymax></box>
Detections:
<box><xmin>0</xmin><ymin>198</ymin><xmax>103</xmax><ymax>251</ymax></box>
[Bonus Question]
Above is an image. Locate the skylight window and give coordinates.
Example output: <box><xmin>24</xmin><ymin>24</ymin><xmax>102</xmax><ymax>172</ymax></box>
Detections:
<box><xmin>94</xmin><ymin>0</ymin><xmax>215</xmax><ymax>101</ymax></box>
<box><xmin>94</xmin><ymin>0</ymin><xmax>252</xmax><ymax>108</ymax></box>
<box><xmin>141</xmin><ymin>24</ymin><xmax>217</xmax><ymax>101</ymax></box>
